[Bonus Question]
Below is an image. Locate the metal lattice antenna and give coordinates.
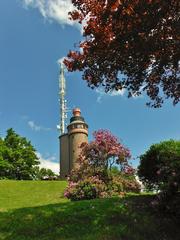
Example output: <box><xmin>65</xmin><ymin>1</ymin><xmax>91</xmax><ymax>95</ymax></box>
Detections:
<box><xmin>57</xmin><ymin>63</ymin><xmax>68</xmax><ymax>135</ymax></box>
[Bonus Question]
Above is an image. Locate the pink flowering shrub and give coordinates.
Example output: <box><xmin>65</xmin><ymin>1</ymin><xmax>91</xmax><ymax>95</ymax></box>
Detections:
<box><xmin>112</xmin><ymin>175</ymin><xmax>141</xmax><ymax>193</ymax></box>
<box><xmin>64</xmin><ymin>180</ymin><xmax>97</xmax><ymax>201</ymax></box>
<box><xmin>64</xmin><ymin>174</ymin><xmax>109</xmax><ymax>200</ymax></box>
<box><xmin>64</xmin><ymin>130</ymin><xmax>140</xmax><ymax>201</ymax></box>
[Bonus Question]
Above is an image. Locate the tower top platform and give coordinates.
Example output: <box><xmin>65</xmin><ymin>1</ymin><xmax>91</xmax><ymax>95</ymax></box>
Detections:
<box><xmin>70</xmin><ymin>108</ymin><xmax>86</xmax><ymax>123</ymax></box>
<box><xmin>73</xmin><ymin>108</ymin><xmax>81</xmax><ymax>117</ymax></box>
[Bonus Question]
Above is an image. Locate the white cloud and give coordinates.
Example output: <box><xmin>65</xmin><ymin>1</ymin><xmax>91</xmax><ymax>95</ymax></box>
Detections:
<box><xmin>57</xmin><ymin>56</ymin><xmax>65</xmax><ymax>65</ymax></box>
<box><xmin>96</xmin><ymin>88</ymin><xmax>126</xmax><ymax>103</ymax></box>
<box><xmin>109</xmin><ymin>89</ymin><xmax>126</xmax><ymax>96</ymax></box>
<box><xmin>36</xmin><ymin>152</ymin><xmax>59</xmax><ymax>174</ymax></box>
<box><xmin>28</xmin><ymin>120</ymin><xmax>51</xmax><ymax>131</ymax></box>
<box><xmin>95</xmin><ymin>86</ymin><xmax>144</xmax><ymax>103</ymax></box>
<box><xmin>22</xmin><ymin>0</ymin><xmax>76</xmax><ymax>26</ymax></box>
<box><xmin>57</xmin><ymin>56</ymin><xmax>69</xmax><ymax>73</ymax></box>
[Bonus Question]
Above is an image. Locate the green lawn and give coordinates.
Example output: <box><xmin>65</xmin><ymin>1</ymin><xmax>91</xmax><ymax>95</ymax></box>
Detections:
<box><xmin>0</xmin><ymin>180</ymin><xmax>179</xmax><ymax>240</ymax></box>
<box><xmin>0</xmin><ymin>180</ymin><xmax>68</xmax><ymax>211</ymax></box>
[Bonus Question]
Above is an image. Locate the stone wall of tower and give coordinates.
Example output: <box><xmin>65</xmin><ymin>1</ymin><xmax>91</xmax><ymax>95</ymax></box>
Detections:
<box><xmin>59</xmin><ymin>134</ymin><xmax>69</xmax><ymax>178</ymax></box>
<box><xmin>68</xmin><ymin>124</ymin><xmax>88</xmax><ymax>170</ymax></box>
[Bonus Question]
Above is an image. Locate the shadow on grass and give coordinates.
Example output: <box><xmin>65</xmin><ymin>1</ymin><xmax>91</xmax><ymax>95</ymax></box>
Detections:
<box><xmin>0</xmin><ymin>195</ymin><xmax>179</xmax><ymax>240</ymax></box>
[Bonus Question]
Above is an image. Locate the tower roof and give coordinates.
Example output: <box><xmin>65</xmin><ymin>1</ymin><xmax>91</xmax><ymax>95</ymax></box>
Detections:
<box><xmin>73</xmin><ymin>108</ymin><xmax>81</xmax><ymax>117</ymax></box>
<box><xmin>69</xmin><ymin>108</ymin><xmax>86</xmax><ymax>123</ymax></box>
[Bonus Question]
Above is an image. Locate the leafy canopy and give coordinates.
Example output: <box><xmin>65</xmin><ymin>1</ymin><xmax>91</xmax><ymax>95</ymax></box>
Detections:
<box><xmin>64</xmin><ymin>0</ymin><xmax>179</xmax><ymax>107</ymax></box>
<box><xmin>0</xmin><ymin>128</ymin><xmax>39</xmax><ymax>180</ymax></box>
<box><xmin>34</xmin><ymin>166</ymin><xmax>57</xmax><ymax>180</ymax></box>
<box><xmin>138</xmin><ymin>139</ymin><xmax>180</xmax><ymax>192</ymax></box>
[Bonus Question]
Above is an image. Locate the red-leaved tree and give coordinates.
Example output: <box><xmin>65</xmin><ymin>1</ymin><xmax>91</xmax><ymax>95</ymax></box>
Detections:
<box><xmin>64</xmin><ymin>0</ymin><xmax>180</xmax><ymax>107</ymax></box>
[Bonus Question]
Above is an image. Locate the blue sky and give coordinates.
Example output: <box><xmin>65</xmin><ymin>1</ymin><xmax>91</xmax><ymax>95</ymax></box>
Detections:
<box><xmin>0</xmin><ymin>0</ymin><xmax>179</xmax><ymax>173</ymax></box>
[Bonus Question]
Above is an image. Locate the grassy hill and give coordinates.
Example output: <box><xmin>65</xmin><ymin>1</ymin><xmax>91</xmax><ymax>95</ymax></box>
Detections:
<box><xmin>0</xmin><ymin>180</ymin><xmax>68</xmax><ymax>211</ymax></box>
<box><xmin>0</xmin><ymin>180</ymin><xmax>179</xmax><ymax>240</ymax></box>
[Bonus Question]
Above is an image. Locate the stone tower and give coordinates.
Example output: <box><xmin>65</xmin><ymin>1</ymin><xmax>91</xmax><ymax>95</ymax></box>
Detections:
<box><xmin>60</xmin><ymin>108</ymin><xmax>88</xmax><ymax>178</ymax></box>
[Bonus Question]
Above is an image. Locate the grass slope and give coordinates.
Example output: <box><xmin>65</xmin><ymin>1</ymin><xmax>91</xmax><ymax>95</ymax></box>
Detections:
<box><xmin>0</xmin><ymin>180</ymin><xmax>68</xmax><ymax>210</ymax></box>
<box><xmin>0</xmin><ymin>180</ymin><xmax>179</xmax><ymax>240</ymax></box>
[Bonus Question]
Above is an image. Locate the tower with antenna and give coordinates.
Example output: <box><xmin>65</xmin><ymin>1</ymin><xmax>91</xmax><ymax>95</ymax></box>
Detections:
<box><xmin>58</xmin><ymin>62</ymin><xmax>69</xmax><ymax>177</ymax></box>
<box><xmin>58</xmin><ymin>63</ymin><xmax>88</xmax><ymax>178</ymax></box>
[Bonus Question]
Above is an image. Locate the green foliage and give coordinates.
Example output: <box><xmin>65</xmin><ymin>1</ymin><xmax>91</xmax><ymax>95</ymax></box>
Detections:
<box><xmin>138</xmin><ymin>140</ymin><xmax>180</xmax><ymax>192</ymax></box>
<box><xmin>0</xmin><ymin>138</ymin><xmax>13</xmax><ymax>178</ymax></box>
<box><xmin>34</xmin><ymin>167</ymin><xmax>57</xmax><ymax>180</ymax></box>
<box><xmin>138</xmin><ymin>140</ymin><xmax>180</xmax><ymax>216</ymax></box>
<box><xmin>0</xmin><ymin>128</ymin><xmax>39</xmax><ymax>180</ymax></box>
<box><xmin>109</xmin><ymin>166</ymin><xmax>120</xmax><ymax>176</ymax></box>
<box><xmin>0</xmin><ymin>181</ymin><xmax>179</xmax><ymax>240</ymax></box>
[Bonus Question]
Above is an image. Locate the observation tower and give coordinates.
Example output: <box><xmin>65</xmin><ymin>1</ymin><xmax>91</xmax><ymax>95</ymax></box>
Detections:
<box><xmin>58</xmin><ymin>64</ymin><xmax>88</xmax><ymax>178</ymax></box>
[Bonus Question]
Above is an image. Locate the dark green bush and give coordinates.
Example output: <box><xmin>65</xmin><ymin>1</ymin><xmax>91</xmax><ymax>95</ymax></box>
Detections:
<box><xmin>138</xmin><ymin>140</ymin><xmax>180</xmax><ymax>193</ymax></box>
<box><xmin>138</xmin><ymin>140</ymin><xmax>180</xmax><ymax>216</ymax></box>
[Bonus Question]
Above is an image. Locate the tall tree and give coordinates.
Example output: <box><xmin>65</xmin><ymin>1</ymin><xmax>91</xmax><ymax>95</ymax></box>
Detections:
<box><xmin>0</xmin><ymin>138</ymin><xmax>12</xmax><ymax>178</ymax></box>
<box><xmin>64</xmin><ymin>0</ymin><xmax>179</xmax><ymax>107</ymax></box>
<box><xmin>0</xmin><ymin>128</ymin><xmax>39</xmax><ymax>180</ymax></box>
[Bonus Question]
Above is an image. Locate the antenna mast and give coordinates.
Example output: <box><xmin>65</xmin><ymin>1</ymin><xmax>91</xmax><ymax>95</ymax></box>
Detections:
<box><xmin>58</xmin><ymin>63</ymin><xmax>68</xmax><ymax>135</ymax></box>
